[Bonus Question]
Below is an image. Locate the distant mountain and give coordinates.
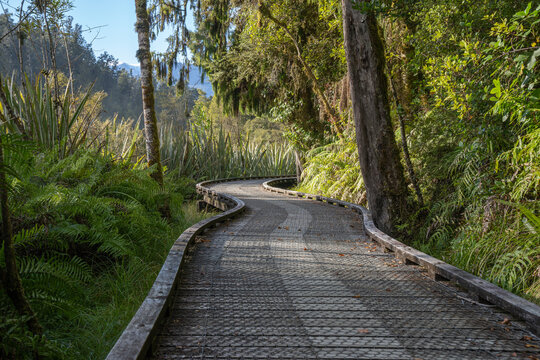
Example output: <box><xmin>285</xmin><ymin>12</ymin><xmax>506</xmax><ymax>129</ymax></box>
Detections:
<box><xmin>117</xmin><ymin>62</ymin><xmax>214</xmax><ymax>96</ymax></box>
<box><xmin>118</xmin><ymin>62</ymin><xmax>141</xmax><ymax>77</ymax></box>
<box><xmin>186</xmin><ymin>66</ymin><xmax>214</xmax><ymax>97</ymax></box>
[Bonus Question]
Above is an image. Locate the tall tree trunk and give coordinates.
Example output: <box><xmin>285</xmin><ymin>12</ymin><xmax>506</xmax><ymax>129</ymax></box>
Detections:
<box><xmin>341</xmin><ymin>0</ymin><xmax>409</xmax><ymax>235</ymax></box>
<box><xmin>17</xmin><ymin>0</ymin><xmax>26</xmax><ymax>86</ymax></box>
<box><xmin>294</xmin><ymin>150</ymin><xmax>303</xmax><ymax>183</ymax></box>
<box><xmin>135</xmin><ymin>0</ymin><xmax>164</xmax><ymax>186</ymax></box>
<box><xmin>0</xmin><ymin>135</ymin><xmax>42</xmax><ymax>336</ymax></box>
<box><xmin>42</xmin><ymin>4</ymin><xmax>60</xmax><ymax>108</ymax></box>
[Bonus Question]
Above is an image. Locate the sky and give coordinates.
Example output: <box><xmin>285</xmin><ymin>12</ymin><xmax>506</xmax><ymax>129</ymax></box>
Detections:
<box><xmin>67</xmin><ymin>0</ymin><xmax>194</xmax><ymax>65</ymax></box>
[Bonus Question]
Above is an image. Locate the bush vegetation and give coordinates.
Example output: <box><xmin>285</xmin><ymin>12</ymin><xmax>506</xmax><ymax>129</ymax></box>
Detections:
<box><xmin>2</xmin><ymin>0</ymin><xmax>538</xmax><ymax>357</ymax></box>
<box><xmin>161</xmin><ymin>95</ymin><xmax>295</xmax><ymax>180</ymax></box>
<box><xmin>0</xmin><ymin>146</ymin><xmax>207</xmax><ymax>359</ymax></box>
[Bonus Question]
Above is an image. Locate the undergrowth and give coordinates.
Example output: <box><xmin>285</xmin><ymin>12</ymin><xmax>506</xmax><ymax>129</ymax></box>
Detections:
<box><xmin>160</xmin><ymin>112</ymin><xmax>296</xmax><ymax>181</ymax></box>
<box><xmin>415</xmin><ymin>128</ymin><xmax>540</xmax><ymax>304</ymax></box>
<box><xmin>0</xmin><ymin>72</ymin><xmax>292</xmax><ymax>358</ymax></box>
<box><xmin>0</xmin><ymin>149</ymin><xmax>209</xmax><ymax>359</ymax></box>
<box><xmin>297</xmin><ymin>126</ymin><xmax>539</xmax><ymax>304</ymax></box>
<box><xmin>296</xmin><ymin>131</ymin><xmax>366</xmax><ymax>205</ymax></box>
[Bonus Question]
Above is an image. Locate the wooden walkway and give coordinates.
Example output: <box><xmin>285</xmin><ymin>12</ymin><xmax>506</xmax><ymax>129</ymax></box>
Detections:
<box><xmin>151</xmin><ymin>179</ymin><xmax>540</xmax><ymax>359</ymax></box>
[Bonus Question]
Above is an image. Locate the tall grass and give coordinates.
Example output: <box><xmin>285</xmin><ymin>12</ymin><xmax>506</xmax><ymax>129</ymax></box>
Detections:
<box><xmin>92</xmin><ymin>115</ymin><xmax>145</xmax><ymax>163</ymax></box>
<box><xmin>449</xmin><ymin>202</ymin><xmax>540</xmax><ymax>303</ymax></box>
<box><xmin>1</xmin><ymin>75</ymin><xmax>295</xmax><ymax>179</ymax></box>
<box><xmin>0</xmin><ymin>75</ymin><xmax>147</xmax><ymax>166</ymax></box>
<box><xmin>439</xmin><ymin>130</ymin><xmax>540</xmax><ymax>303</ymax></box>
<box><xmin>160</xmin><ymin>120</ymin><xmax>295</xmax><ymax>180</ymax></box>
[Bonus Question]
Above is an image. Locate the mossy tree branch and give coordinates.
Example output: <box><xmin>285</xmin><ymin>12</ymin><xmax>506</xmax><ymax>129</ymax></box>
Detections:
<box><xmin>258</xmin><ymin>2</ymin><xmax>344</xmax><ymax>140</ymax></box>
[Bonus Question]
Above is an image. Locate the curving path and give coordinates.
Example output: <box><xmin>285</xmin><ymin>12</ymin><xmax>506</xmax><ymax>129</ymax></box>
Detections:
<box><xmin>152</xmin><ymin>179</ymin><xmax>540</xmax><ymax>359</ymax></box>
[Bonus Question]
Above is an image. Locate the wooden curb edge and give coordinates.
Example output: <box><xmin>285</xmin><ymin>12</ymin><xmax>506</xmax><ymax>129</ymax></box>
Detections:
<box><xmin>262</xmin><ymin>177</ymin><xmax>540</xmax><ymax>336</ymax></box>
<box><xmin>106</xmin><ymin>175</ymin><xmax>292</xmax><ymax>360</ymax></box>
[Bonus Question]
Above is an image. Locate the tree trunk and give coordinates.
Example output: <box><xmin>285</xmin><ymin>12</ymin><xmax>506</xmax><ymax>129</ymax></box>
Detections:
<box><xmin>389</xmin><ymin>76</ymin><xmax>424</xmax><ymax>207</ymax></box>
<box><xmin>341</xmin><ymin>0</ymin><xmax>409</xmax><ymax>235</ymax></box>
<box><xmin>42</xmin><ymin>4</ymin><xmax>60</xmax><ymax>108</ymax></box>
<box><xmin>294</xmin><ymin>150</ymin><xmax>303</xmax><ymax>183</ymax></box>
<box><xmin>0</xmin><ymin>135</ymin><xmax>42</xmax><ymax>336</ymax></box>
<box><xmin>17</xmin><ymin>0</ymin><xmax>26</xmax><ymax>86</ymax></box>
<box><xmin>135</xmin><ymin>0</ymin><xmax>164</xmax><ymax>186</ymax></box>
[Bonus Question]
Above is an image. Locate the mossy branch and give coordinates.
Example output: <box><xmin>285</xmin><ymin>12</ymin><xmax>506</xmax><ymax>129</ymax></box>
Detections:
<box><xmin>258</xmin><ymin>2</ymin><xmax>343</xmax><ymax>140</ymax></box>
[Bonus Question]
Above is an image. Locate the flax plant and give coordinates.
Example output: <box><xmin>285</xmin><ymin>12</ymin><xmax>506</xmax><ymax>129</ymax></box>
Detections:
<box><xmin>0</xmin><ymin>75</ymin><xmax>96</xmax><ymax>159</ymax></box>
<box><xmin>160</xmin><ymin>120</ymin><xmax>295</xmax><ymax>180</ymax></box>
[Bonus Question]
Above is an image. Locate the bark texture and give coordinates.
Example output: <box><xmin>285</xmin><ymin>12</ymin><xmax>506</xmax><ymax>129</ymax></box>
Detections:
<box><xmin>341</xmin><ymin>0</ymin><xmax>409</xmax><ymax>235</ymax></box>
<box><xmin>135</xmin><ymin>0</ymin><xmax>164</xmax><ymax>185</ymax></box>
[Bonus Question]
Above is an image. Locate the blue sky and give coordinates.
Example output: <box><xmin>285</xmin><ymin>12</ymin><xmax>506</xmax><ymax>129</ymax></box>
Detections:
<box><xmin>68</xmin><ymin>0</ymin><xmax>194</xmax><ymax>65</ymax></box>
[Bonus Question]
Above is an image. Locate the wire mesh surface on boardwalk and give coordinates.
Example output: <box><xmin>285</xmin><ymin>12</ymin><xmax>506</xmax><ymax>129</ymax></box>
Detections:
<box><xmin>152</xmin><ymin>179</ymin><xmax>540</xmax><ymax>359</ymax></box>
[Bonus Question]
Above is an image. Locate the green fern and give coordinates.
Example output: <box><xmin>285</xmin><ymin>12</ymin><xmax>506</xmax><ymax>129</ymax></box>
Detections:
<box><xmin>298</xmin><ymin>132</ymin><xmax>367</xmax><ymax>205</ymax></box>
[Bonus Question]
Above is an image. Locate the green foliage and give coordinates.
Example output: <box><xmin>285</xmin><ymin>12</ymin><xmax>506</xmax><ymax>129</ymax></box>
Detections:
<box><xmin>400</xmin><ymin>2</ymin><xmax>540</xmax><ymax>303</ymax></box>
<box><xmin>447</xmin><ymin>198</ymin><xmax>539</xmax><ymax>303</ymax></box>
<box><xmin>243</xmin><ymin>117</ymin><xmax>285</xmax><ymax>144</ymax></box>
<box><xmin>295</xmin><ymin>1</ymin><xmax>540</xmax><ymax>304</ymax></box>
<box><xmin>496</xmin><ymin>127</ymin><xmax>540</xmax><ymax>202</ymax></box>
<box><xmin>414</xmin><ymin>0</ymin><xmax>538</xmax><ymax>131</ymax></box>
<box><xmin>0</xmin><ymin>133</ymin><xmax>35</xmax><ymax>184</ymax></box>
<box><xmin>1</xmin><ymin>75</ymin><xmax>96</xmax><ymax>158</ymax></box>
<box><xmin>0</xmin><ymin>149</ymin><xmax>207</xmax><ymax>358</ymax></box>
<box><xmin>94</xmin><ymin>115</ymin><xmax>145</xmax><ymax>163</ymax></box>
<box><xmin>59</xmin><ymin>202</ymin><xmax>208</xmax><ymax>359</ymax></box>
<box><xmin>190</xmin><ymin>0</ymin><xmax>344</xmax><ymax>144</ymax></box>
<box><xmin>190</xmin><ymin>95</ymin><xmax>286</xmax><ymax>145</ymax></box>
<box><xmin>159</xmin><ymin>93</ymin><xmax>294</xmax><ymax>180</ymax></box>
<box><xmin>297</xmin><ymin>131</ymin><xmax>366</xmax><ymax>205</ymax></box>
<box><xmin>408</xmin><ymin>121</ymin><xmax>539</xmax><ymax>303</ymax></box>
<box><xmin>484</xmin><ymin>3</ymin><xmax>539</xmax><ymax>128</ymax></box>
<box><xmin>2</xmin><ymin>1</ymin><xmax>538</xmax><ymax>357</ymax></box>
<box><xmin>0</xmin><ymin>3</ymin><xmax>296</xmax><ymax>358</ymax></box>
<box><xmin>0</xmin><ymin>315</ymin><xmax>67</xmax><ymax>360</ymax></box>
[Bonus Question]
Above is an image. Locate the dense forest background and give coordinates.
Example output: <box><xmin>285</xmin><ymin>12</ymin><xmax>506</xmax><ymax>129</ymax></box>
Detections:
<box><xmin>0</xmin><ymin>0</ymin><xmax>538</xmax><ymax>358</ymax></box>
<box><xmin>0</xmin><ymin>12</ymin><xmax>213</xmax><ymax>129</ymax></box>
